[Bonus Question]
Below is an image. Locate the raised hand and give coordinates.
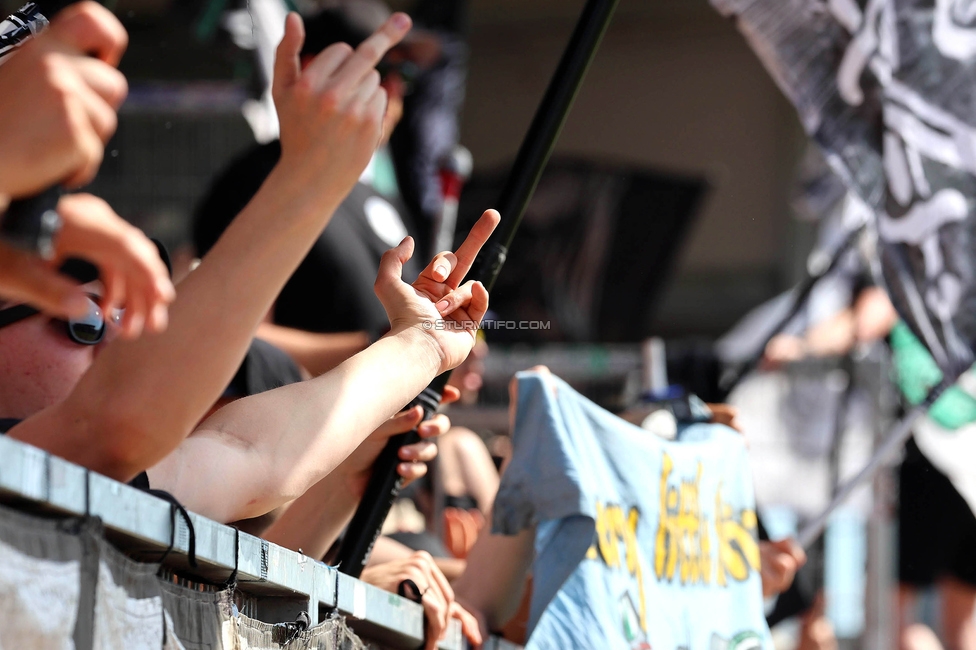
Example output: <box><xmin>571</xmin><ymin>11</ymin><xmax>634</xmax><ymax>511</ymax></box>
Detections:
<box><xmin>271</xmin><ymin>11</ymin><xmax>412</xmax><ymax>205</ymax></box>
<box><xmin>0</xmin><ymin>2</ymin><xmax>128</xmax><ymax>202</ymax></box>
<box><xmin>374</xmin><ymin>210</ymin><xmax>500</xmax><ymax>374</ymax></box>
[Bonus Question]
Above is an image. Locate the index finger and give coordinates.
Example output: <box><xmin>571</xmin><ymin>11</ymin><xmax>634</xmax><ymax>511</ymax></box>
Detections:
<box><xmin>432</xmin><ymin>566</ymin><xmax>454</xmax><ymax>606</ymax></box>
<box><xmin>446</xmin><ymin>209</ymin><xmax>501</xmax><ymax>288</ymax></box>
<box><xmin>48</xmin><ymin>2</ymin><xmax>128</xmax><ymax>67</ymax></box>
<box><xmin>334</xmin><ymin>12</ymin><xmax>411</xmax><ymax>85</ymax></box>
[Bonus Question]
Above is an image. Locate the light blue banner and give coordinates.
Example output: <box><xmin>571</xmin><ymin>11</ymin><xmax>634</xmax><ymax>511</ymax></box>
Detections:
<box><xmin>493</xmin><ymin>371</ymin><xmax>771</xmax><ymax>650</ymax></box>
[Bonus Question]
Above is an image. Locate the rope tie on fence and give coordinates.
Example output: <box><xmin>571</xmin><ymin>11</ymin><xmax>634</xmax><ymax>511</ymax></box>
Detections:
<box><xmin>397</xmin><ymin>579</ymin><xmax>425</xmax><ymax>603</ymax></box>
<box><xmin>272</xmin><ymin>611</ymin><xmax>311</xmax><ymax>644</ymax></box>
<box><xmin>223</xmin><ymin>526</ymin><xmax>240</xmax><ymax>589</ymax></box>
<box><xmin>150</xmin><ymin>489</ymin><xmax>198</xmax><ymax>568</ymax></box>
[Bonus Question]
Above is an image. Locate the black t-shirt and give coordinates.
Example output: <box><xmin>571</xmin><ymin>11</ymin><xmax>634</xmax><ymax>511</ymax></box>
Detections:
<box><xmin>193</xmin><ymin>142</ymin><xmax>421</xmax><ymax>338</ymax></box>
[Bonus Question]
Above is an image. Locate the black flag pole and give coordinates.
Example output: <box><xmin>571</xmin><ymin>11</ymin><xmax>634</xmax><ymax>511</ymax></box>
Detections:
<box><xmin>335</xmin><ymin>0</ymin><xmax>621</xmax><ymax>577</ymax></box>
<box><xmin>717</xmin><ymin>224</ymin><xmax>866</xmax><ymax>401</ymax></box>
<box><xmin>796</xmin><ymin>380</ymin><xmax>948</xmax><ymax>548</ymax></box>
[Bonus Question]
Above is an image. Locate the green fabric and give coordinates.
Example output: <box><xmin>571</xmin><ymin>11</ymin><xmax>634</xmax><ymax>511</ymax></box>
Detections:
<box><xmin>890</xmin><ymin>321</ymin><xmax>976</xmax><ymax>430</ymax></box>
<box><xmin>370</xmin><ymin>148</ymin><xmax>401</xmax><ymax>199</ymax></box>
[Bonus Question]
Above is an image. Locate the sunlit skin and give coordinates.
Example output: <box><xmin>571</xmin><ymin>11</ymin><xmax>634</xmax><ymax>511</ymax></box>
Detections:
<box><xmin>0</xmin><ymin>281</ymin><xmax>118</xmax><ymax>419</ymax></box>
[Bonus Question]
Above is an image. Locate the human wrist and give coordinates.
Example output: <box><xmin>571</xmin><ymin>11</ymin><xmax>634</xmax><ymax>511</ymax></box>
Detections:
<box><xmin>263</xmin><ymin>159</ymin><xmax>345</xmax><ymax>214</ymax></box>
<box><xmin>270</xmin><ymin>154</ymin><xmax>356</xmax><ymax>210</ymax></box>
<box><xmin>388</xmin><ymin>324</ymin><xmax>445</xmax><ymax>377</ymax></box>
<box><xmin>333</xmin><ymin>463</ymin><xmax>367</xmax><ymax>500</ymax></box>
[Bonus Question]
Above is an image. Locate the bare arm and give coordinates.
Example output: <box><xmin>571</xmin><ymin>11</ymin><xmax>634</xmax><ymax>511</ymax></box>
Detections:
<box><xmin>150</xmin><ymin>212</ymin><xmax>499</xmax><ymax>522</ymax></box>
<box><xmin>9</xmin><ymin>12</ymin><xmax>414</xmax><ymax>479</ymax></box>
<box><xmin>256</xmin><ymin>321</ymin><xmax>369</xmax><ymax>376</ymax></box>
<box><xmin>150</xmin><ymin>328</ymin><xmax>442</xmax><ymax>522</ymax></box>
<box><xmin>454</xmin><ymin>525</ymin><xmax>535</xmax><ymax>631</ymax></box>
<box><xmin>453</xmin><ymin>367</ymin><xmax>552</xmax><ymax>631</ymax></box>
<box><xmin>261</xmin><ymin>404</ymin><xmax>450</xmax><ymax>556</ymax></box>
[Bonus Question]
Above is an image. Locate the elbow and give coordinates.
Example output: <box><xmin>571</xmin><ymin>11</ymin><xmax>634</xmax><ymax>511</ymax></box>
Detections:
<box><xmin>71</xmin><ymin>396</ymin><xmax>170</xmax><ymax>482</ymax></box>
<box><xmin>94</xmin><ymin>415</ymin><xmax>157</xmax><ymax>482</ymax></box>
<box><xmin>235</xmin><ymin>478</ymin><xmax>304</xmax><ymax>522</ymax></box>
<box><xmin>221</xmin><ymin>465</ymin><xmax>300</xmax><ymax>523</ymax></box>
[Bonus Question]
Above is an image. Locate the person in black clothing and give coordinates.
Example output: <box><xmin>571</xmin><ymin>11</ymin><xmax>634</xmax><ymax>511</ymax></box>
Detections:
<box><xmin>194</xmin><ymin>141</ymin><xmax>415</xmax><ymax>343</ymax></box>
<box><xmin>898</xmin><ymin>437</ymin><xmax>976</xmax><ymax>650</ymax></box>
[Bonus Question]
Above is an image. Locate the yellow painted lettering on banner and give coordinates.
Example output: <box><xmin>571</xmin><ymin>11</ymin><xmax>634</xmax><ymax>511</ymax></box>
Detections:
<box><xmin>588</xmin><ymin>502</ymin><xmax>647</xmax><ymax>632</ymax></box>
<box><xmin>715</xmin><ymin>484</ymin><xmax>761</xmax><ymax>587</ymax></box>
<box><xmin>653</xmin><ymin>453</ymin><xmax>711</xmax><ymax>586</ymax></box>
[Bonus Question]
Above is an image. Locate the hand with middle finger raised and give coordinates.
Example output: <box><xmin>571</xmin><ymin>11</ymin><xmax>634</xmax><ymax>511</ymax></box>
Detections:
<box><xmin>374</xmin><ymin>210</ymin><xmax>500</xmax><ymax>374</ymax></box>
<box><xmin>271</xmin><ymin>11</ymin><xmax>412</xmax><ymax>205</ymax></box>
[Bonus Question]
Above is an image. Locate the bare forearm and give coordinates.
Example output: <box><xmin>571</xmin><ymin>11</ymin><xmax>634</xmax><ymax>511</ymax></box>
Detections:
<box><xmin>153</xmin><ymin>326</ymin><xmax>442</xmax><ymax>521</ymax></box>
<box><xmin>454</xmin><ymin>526</ymin><xmax>535</xmax><ymax>629</ymax></box>
<box><xmin>257</xmin><ymin>322</ymin><xmax>369</xmax><ymax>376</ymax></box>
<box><xmin>10</xmin><ymin>164</ymin><xmax>345</xmax><ymax>479</ymax></box>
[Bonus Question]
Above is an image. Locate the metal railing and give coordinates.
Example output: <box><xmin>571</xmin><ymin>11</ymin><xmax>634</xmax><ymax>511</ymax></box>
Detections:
<box><xmin>0</xmin><ymin>434</ymin><xmax>521</xmax><ymax>650</ymax></box>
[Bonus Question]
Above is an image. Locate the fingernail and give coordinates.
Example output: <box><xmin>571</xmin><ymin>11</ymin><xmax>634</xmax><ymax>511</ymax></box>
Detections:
<box><xmin>400</xmin><ymin>448</ymin><xmax>415</xmax><ymax>460</ymax></box>
<box><xmin>433</xmin><ymin>265</ymin><xmax>449</xmax><ymax>280</ymax></box>
<box><xmin>151</xmin><ymin>304</ymin><xmax>168</xmax><ymax>332</ymax></box>
<box><xmin>435</xmin><ymin>299</ymin><xmax>450</xmax><ymax>313</ymax></box>
<box><xmin>393</xmin><ymin>12</ymin><xmax>410</xmax><ymax>29</ymax></box>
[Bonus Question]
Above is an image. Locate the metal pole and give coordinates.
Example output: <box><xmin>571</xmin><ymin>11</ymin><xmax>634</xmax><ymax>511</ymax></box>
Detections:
<box><xmin>797</xmin><ymin>381</ymin><xmax>947</xmax><ymax>549</ymax></box>
<box><xmin>862</xmin><ymin>351</ymin><xmax>898</xmax><ymax>650</ymax></box>
<box><xmin>718</xmin><ymin>225</ymin><xmax>865</xmax><ymax>400</ymax></box>
<box><xmin>335</xmin><ymin>0</ymin><xmax>622</xmax><ymax>577</ymax></box>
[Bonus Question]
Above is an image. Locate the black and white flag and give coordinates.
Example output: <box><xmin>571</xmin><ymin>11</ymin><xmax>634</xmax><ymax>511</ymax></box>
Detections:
<box><xmin>713</xmin><ymin>0</ymin><xmax>976</xmax><ymax>378</ymax></box>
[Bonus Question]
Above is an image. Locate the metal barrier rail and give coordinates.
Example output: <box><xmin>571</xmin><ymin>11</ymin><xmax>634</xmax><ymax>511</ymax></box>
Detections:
<box><xmin>483</xmin><ymin>344</ymin><xmax>642</xmax><ymax>382</ymax></box>
<box><xmin>0</xmin><ymin>435</ymin><xmax>522</xmax><ymax>650</ymax></box>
